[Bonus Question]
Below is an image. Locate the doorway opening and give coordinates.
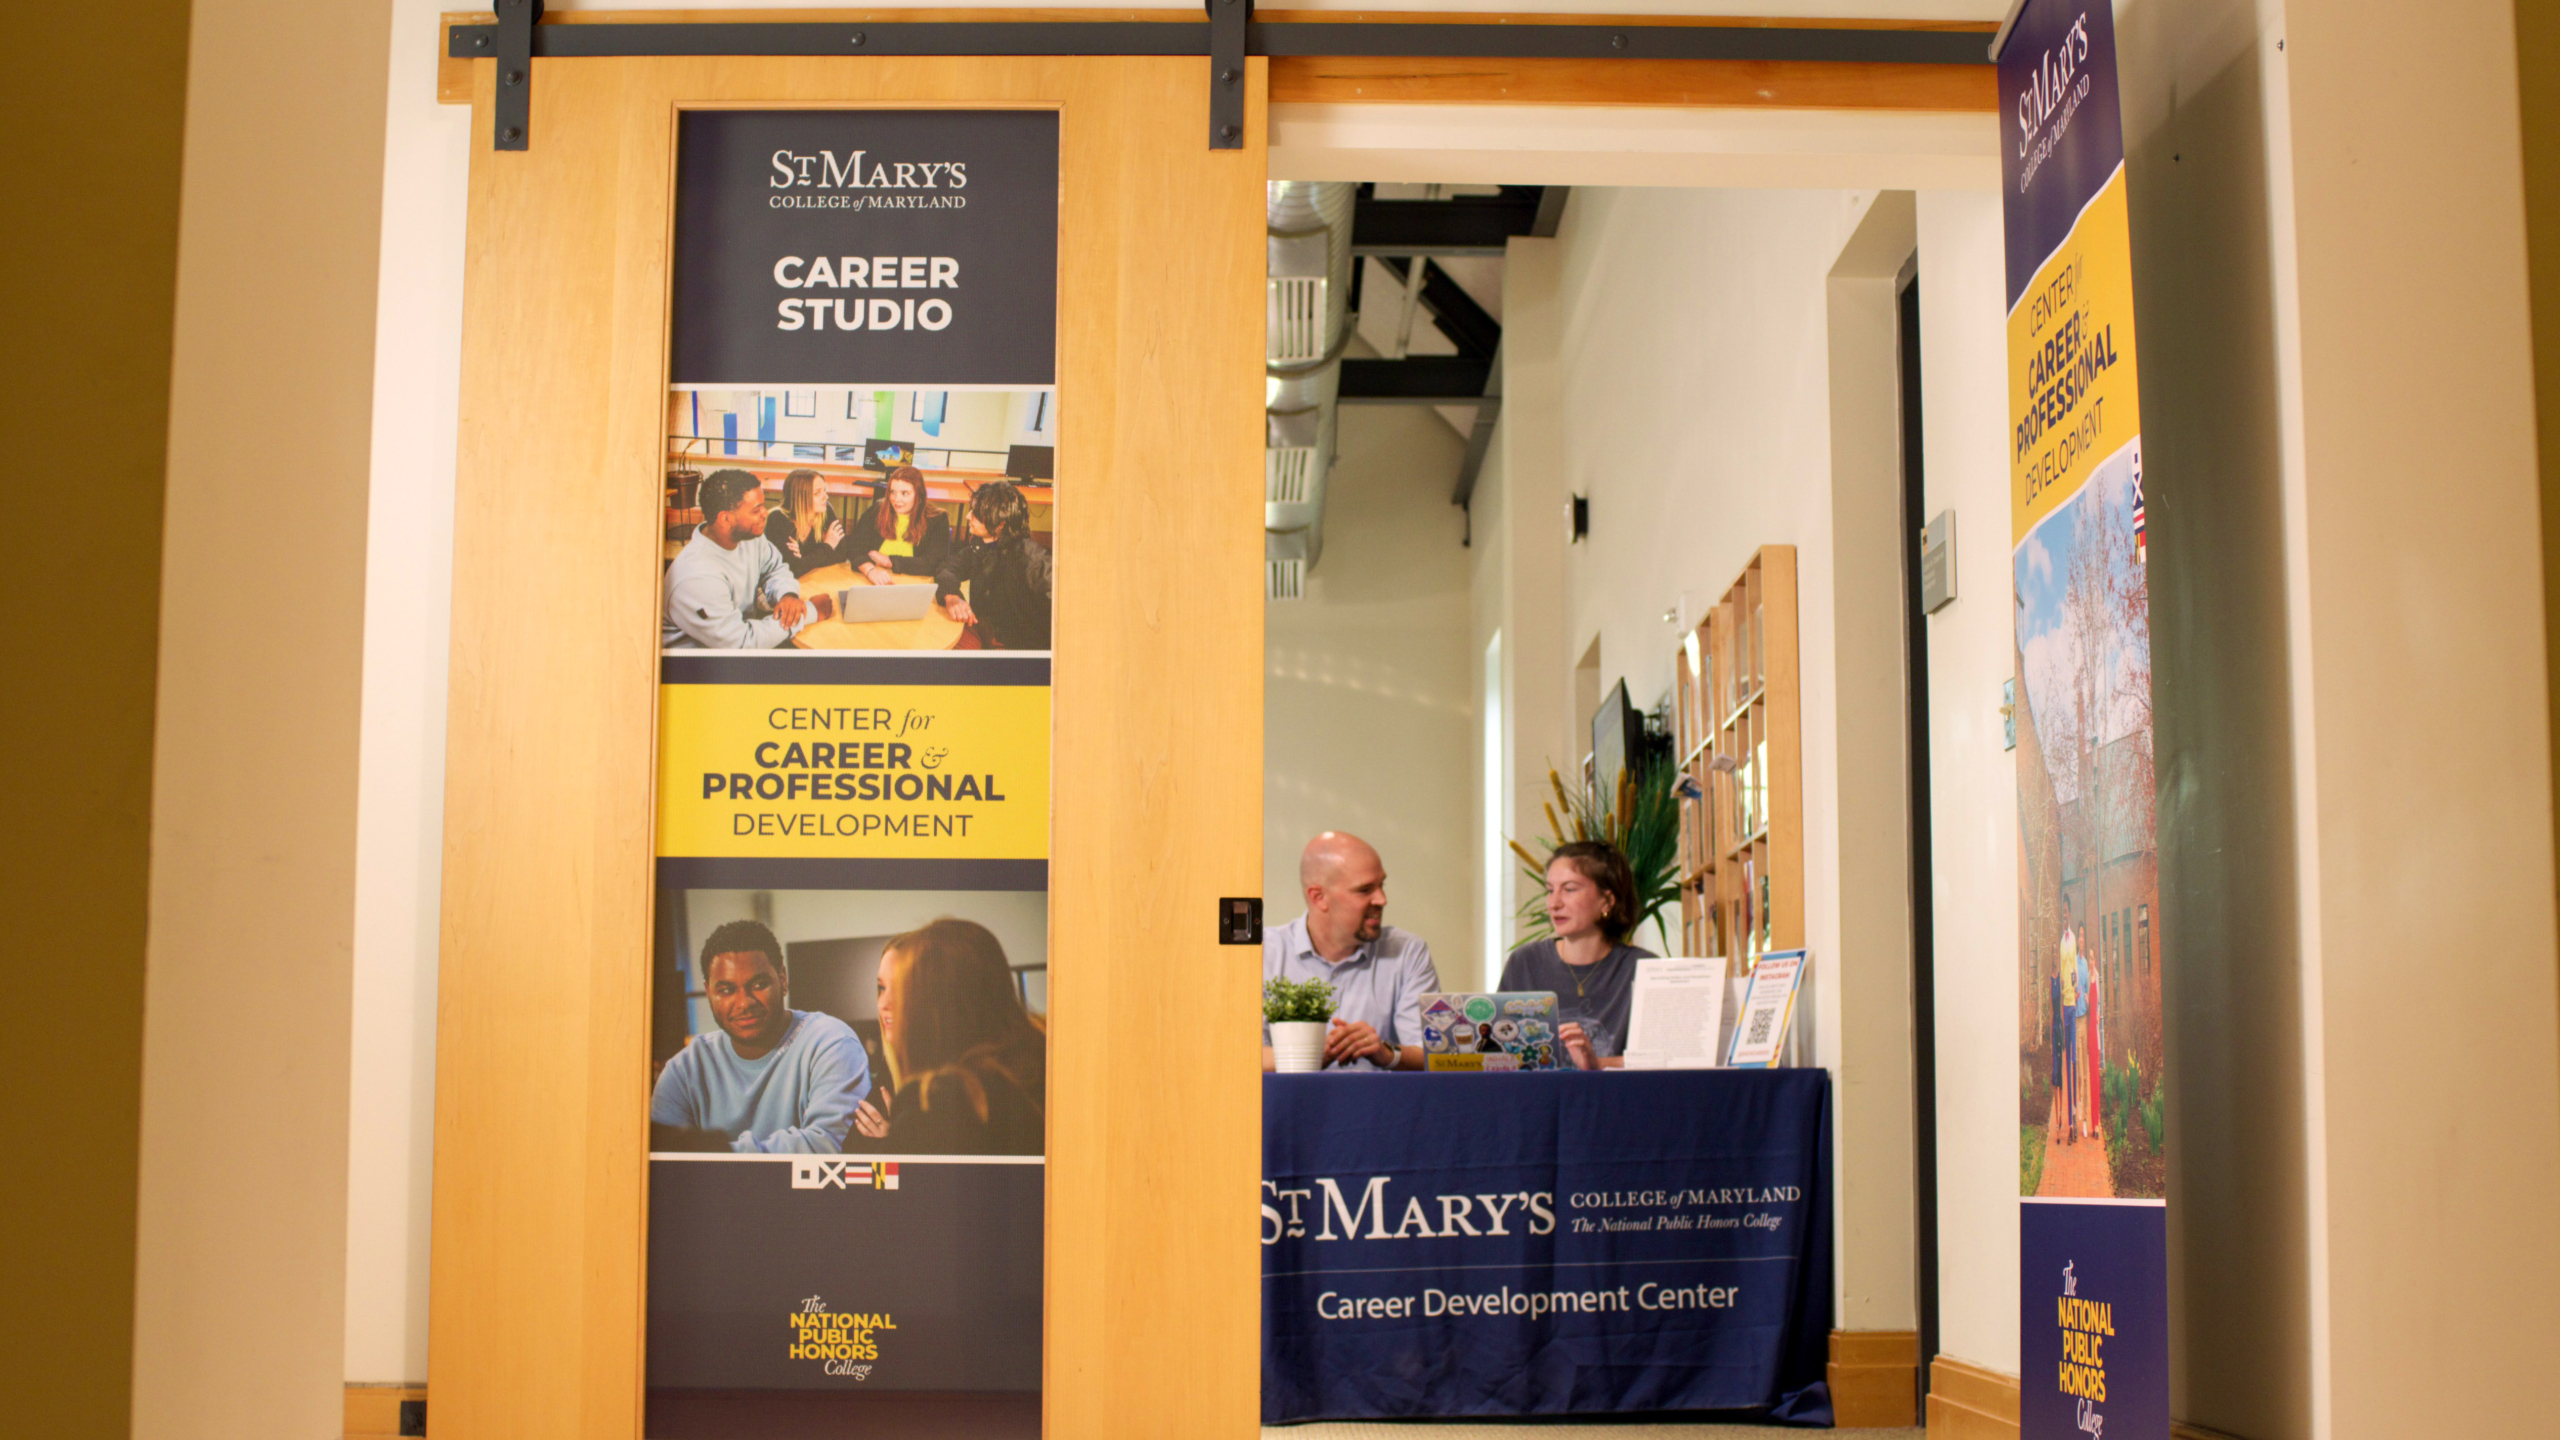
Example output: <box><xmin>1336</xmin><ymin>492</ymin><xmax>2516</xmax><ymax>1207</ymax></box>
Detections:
<box><xmin>1256</xmin><ymin>176</ymin><xmax>1931</xmax><ymax>1432</ymax></box>
<box><xmin>1897</xmin><ymin>258</ymin><xmax>1942</xmax><ymax>1396</ymax></box>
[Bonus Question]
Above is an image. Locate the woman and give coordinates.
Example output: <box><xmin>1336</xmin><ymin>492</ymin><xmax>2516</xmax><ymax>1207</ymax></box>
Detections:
<box><xmin>934</xmin><ymin>480</ymin><xmax>1053</xmax><ymax>651</ymax></box>
<box><xmin>2083</xmin><ymin>940</ymin><xmax>2103</xmax><ymax>1141</ymax></box>
<box><xmin>2048</xmin><ymin>965</ymin><xmax>2066</xmax><ymax>1142</ymax></box>
<box><xmin>850</xmin><ymin>918</ymin><xmax>1045</xmax><ymax>1155</ymax></box>
<box><xmin>855</xmin><ymin>466</ymin><xmax>955</xmax><ymax>585</ymax></box>
<box><xmin>763</xmin><ymin>468</ymin><xmax>851</xmax><ymax>577</ymax></box>
<box><xmin>1499</xmin><ymin>840</ymin><xmax>1656</xmax><ymax>1070</ymax></box>
<box><xmin>2059</xmin><ymin>927</ymin><xmax>2082</xmax><ymax>1142</ymax></box>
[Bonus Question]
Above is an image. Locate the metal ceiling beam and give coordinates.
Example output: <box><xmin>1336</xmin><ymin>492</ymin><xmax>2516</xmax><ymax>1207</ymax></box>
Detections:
<box><xmin>1352</xmin><ymin>186</ymin><xmax>1545</xmax><ymax>256</ymax></box>
<box><xmin>1339</xmin><ymin>357</ymin><xmax>1495</xmax><ymax>405</ymax></box>
<box><xmin>1531</xmin><ymin>186</ymin><xmax>1570</xmax><ymax>238</ymax></box>
<box><xmin>1450</xmin><ymin>345</ymin><xmax>1504</xmax><ymax>521</ymax></box>
<box><xmin>1371</xmin><ymin>257</ymin><xmax>1501</xmax><ymax>359</ymax></box>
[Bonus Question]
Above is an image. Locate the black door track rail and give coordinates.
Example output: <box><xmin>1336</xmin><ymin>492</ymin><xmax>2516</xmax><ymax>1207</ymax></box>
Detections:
<box><xmin>446</xmin><ymin>6</ymin><xmax>1991</xmax><ymax>152</ymax></box>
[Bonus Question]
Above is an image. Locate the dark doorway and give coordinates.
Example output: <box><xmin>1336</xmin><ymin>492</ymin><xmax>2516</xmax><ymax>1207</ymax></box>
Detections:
<box><xmin>1896</xmin><ymin>260</ymin><xmax>1942</xmax><ymax>1395</ymax></box>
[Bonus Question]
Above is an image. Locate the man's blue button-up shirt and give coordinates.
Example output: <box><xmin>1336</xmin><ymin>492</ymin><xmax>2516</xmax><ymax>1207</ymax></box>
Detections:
<box><xmin>1262</xmin><ymin>915</ymin><xmax>1443</xmax><ymax>1070</ymax></box>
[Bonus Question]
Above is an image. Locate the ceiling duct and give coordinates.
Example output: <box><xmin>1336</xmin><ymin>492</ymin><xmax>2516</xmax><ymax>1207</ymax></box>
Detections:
<box><xmin>1264</xmin><ymin>181</ymin><xmax>1355</xmax><ymax>600</ymax></box>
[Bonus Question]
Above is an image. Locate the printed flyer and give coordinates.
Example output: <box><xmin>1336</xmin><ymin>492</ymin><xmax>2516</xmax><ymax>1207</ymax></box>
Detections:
<box><xmin>645</xmin><ymin>109</ymin><xmax>1058</xmax><ymax>1440</ymax></box>
<box><xmin>1999</xmin><ymin>5</ymin><xmax>2168</xmax><ymax>1437</ymax></box>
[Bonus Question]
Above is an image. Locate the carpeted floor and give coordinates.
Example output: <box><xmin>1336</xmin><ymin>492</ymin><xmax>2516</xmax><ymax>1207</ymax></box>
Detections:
<box><xmin>1266</xmin><ymin>1427</ymin><xmax>1924</xmax><ymax>1439</ymax></box>
<box><xmin>1259</xmin><ymin>1414</ymin><xmax>1925</xmax><ymax>1424</ymax></box>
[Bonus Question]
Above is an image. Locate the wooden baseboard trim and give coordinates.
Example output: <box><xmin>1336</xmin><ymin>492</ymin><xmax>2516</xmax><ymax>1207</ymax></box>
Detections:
<box><xmin>346</xmin><ymin>1355</ymin><xmax>2236</xmax><ymax>1439</ymax></box>
<box><xmin>1828</xmin><ymin>1329</ymin><xmax>1919</xmax><ymax>1427</ymax></box>
<box><xmin>1926</xmin><ymin>1355</ymin><xmax>2019</xmax><ymax>1440</ymax></box>
<box><xmin>345</xmin><ymin>1384</ymin><xmax>425</xmax><ymax>1439</ymax></box>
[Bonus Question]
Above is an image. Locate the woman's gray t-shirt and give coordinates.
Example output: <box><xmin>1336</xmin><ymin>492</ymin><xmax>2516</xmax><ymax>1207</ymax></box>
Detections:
<box><xmin>1497</xmin><ymin>939</ymin><xmax>1656</xmax><ymax>1059</ymax></box>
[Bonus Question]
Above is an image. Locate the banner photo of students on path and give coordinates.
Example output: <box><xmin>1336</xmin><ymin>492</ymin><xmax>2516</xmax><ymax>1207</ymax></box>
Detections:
<box><xmin>646</xmin><ymin>108</ymin><xmax>1058</xmax><ymax>1440</ymax></box>
<box><xmin>1999</xmin><ymin>5</ymin><xmax>2167</xmax><ymax>1437</ymax></box>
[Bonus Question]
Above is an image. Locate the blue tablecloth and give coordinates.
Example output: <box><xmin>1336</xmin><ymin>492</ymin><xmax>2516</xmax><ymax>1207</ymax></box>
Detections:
<box><xmin>1262</xmin><ymin>1069</ymin><xmax>1833</xmax><ymax>1424</ymax></box>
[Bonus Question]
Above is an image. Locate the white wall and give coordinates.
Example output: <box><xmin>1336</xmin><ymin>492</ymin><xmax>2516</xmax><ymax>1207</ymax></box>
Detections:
<box><xmin>1265</xmin><ymin>405</ymin><xmax>1478</xmax><ymax>975</ymax></box>
<box><xmin>1471</xmin><ymin>437</ymin><xmax>1516</xmax><ymax>989</ymax></box>
<box><xmin>1545</xmin><ymin>185</ymin><xmax>1856</xmax><ymax>1108</ymax></box>
<box><xmin>1485</xmin><ymin>238</ymin><xmax>1578</xmax><ymax>982</ymax></box>
<box><xmin>343</xmin><ymin>0</ymin><xmax>467</xmax><ymax>1387</ymax></box>
<box><xmin>1913</xmin><ymin>188</ymin><xmax>2024</xmax><ymax>1373</ymax></box>
<box><xmin>1475</xmin><ymin>186</ymin><xmax>2011</xmax><ymax>1332</ymax></box>
<box><xmin>1824</xmin><ymin>190</ymin><xmax>1924</xmax><ymax>1337</ymax></box>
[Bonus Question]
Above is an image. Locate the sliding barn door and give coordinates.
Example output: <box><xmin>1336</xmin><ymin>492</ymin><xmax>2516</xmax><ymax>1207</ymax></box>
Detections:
<box><xmin>431</xmin><ymin>53</ymin><xmax>1265</xmax><ymax>1440</ymax></box>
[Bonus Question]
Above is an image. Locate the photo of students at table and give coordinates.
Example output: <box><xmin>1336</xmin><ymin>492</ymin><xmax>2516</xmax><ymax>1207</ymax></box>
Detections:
<box><xmin>936</xmin><ymin>480</ymin><xmax>1054</xmax><ymax>651</ymax></box>
<box><xmin>662</xmin><ymin>467</ymin><xmax>835</xmax><ymax>649</ymax></box>
<box><xmin>854</xmin><ymin>466</ymin><xmax>956</xmax><ymax>584</ymax></box>
<box><xmin>763</xmin><ymin>467</ymin><xmax>853</xmax><ymax>577</ymax></box>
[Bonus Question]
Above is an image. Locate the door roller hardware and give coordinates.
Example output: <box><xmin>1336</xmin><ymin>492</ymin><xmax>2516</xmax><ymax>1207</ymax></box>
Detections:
<box><xmin>491</xmin><ymin>0</ymin><xmax>539</xmax><ymax>152</ymax></box>
<box><xmin>1208</xmin><ymin>0</ymin><xmax>1251</xmax><ymax>151</ymax></box>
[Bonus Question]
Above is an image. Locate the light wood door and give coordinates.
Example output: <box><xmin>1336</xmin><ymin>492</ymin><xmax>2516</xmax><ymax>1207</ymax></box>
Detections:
<box><xmin>431</xmin><ymin>56</ymin><xmax>1266</xmax><ymax>1440</ymax></box>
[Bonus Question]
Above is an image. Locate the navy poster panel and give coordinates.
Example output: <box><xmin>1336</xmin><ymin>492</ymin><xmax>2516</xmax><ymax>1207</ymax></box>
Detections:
<box><xmin>672</xmin><ymin>109</ymin><xmax>1059</xmax><ymax>387</ymax></box>
<box><xmin>647</xmin><ymin>105</ymin><xmax>1059</xmax><ymax>1440</ymax></box>
<box><xmin>2021</xmin><ymin>1203</ymin><xmax>2168</xmax><ymax>1440</ymax></box>
<box><xmin>1262</xmin><ymin>1071</ymin><xmax>1832</xmax><ymax>1423</ymax></box>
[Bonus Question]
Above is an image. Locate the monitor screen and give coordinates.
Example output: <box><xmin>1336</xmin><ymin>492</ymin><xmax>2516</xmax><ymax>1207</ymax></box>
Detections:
<box><xmin>1006</xmin><ymin>444</ymin><xmax>1055</xmax><ymax>481</ymax></box>
<box><xmin>864</xmin><ymin>438</ymin><xmax>913</xmax><ymax>471</ymax></box>
<box><xmin>1593</xmin><ymin>679</ymin><xmax>1637</xmax><ymax>807</ymax></box>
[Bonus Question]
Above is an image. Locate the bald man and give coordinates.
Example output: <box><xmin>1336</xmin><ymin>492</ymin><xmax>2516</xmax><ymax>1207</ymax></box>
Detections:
<box><xmin>1262</xmin><ymin>832</ymin><xmax>1442</xmax><ymax>1071</ymax></box>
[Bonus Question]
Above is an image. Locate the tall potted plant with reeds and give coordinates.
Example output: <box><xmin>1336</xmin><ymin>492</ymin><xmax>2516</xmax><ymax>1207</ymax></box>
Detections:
<box><xmin>1505</xmin><ymin>755</ymin><xmax>1682</xmax><ymax>950</ymax></box>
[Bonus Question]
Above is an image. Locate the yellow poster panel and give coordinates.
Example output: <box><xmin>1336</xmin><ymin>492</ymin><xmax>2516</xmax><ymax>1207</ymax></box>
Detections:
<box><xmin>656</xmin><ymin>681</ymin><xmax>1050</xmax><ymax>859</ymax></box>
<box><xmin>2009</xmin><ymin>165</ymin><xmax>2143</xmax><ymax>543</ymax></box>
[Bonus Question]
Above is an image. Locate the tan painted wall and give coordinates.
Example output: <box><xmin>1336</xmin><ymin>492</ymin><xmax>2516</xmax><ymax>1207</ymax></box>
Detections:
<box><xmin>2283</xmin><ymin>2</ymin><xmax>2560</xmax><ymax>1435</ymax></box>
<box><xmin>129</xmin><ymin>1</ymin><xmax>393</xmax><ymax>1436</ymax></box>
<box><xmin>0</xmin><ymin>4</ymin><xmax>192</xmax><ymax>1436</ymax></box>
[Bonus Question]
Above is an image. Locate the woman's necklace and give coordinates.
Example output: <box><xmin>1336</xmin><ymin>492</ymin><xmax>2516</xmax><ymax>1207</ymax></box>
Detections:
<box><xmin>1561</xmin><ymin>940</ymin><xmax>1608</xmax><ymax>996</ymax></box>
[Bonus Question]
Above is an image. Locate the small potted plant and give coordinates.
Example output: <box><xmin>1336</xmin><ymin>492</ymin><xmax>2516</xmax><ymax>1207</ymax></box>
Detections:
<box><xmin>1263</xmin><ymin>977</ymin><xmax>1337</xmax><ymax>1073</ymax></box>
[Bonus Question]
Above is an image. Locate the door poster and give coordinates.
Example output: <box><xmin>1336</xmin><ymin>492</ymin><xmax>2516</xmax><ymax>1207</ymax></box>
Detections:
<box><xmin>1999</xmin><ymin>5</ymin><xmax>2168</xmax><ymax>1436</ymax></box>
<box><xmin>646</xmin><ymin>109</ymin><xmax>1058</xmax><ymax>1439</ymax></box>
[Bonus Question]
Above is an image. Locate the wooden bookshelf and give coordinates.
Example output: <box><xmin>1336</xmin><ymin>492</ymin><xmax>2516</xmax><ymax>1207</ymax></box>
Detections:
<box><xmin>1673</xmin><ymin>546</ymin><xmax>1804</xmax><ymax>968</ymax></box>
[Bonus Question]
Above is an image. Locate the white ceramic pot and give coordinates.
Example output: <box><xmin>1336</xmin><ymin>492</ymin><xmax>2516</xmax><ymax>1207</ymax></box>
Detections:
<box><xmin>1269</xmin><ymin>1020</ymin><xmax>1329</xmax><ymax>1073</ymax></box>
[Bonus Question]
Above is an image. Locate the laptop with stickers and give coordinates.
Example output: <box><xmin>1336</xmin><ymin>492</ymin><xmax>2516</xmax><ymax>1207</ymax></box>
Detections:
<box><xmin>1419</xmin><ymin>992</ymin><xmax>1563</xmax><ymax>1072</ymax></box>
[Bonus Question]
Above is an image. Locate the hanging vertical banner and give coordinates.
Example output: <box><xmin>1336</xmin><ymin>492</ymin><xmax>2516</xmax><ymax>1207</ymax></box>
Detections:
<box><xmin>1999</xmin><ymin>5</ymin><xmax>2167</xmax><ymax>1438</ymax></box>
<box><xmin>646</xmin><ymin>109</ymin><xmax>1059</xmax><ymax>1440</ymax></box>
